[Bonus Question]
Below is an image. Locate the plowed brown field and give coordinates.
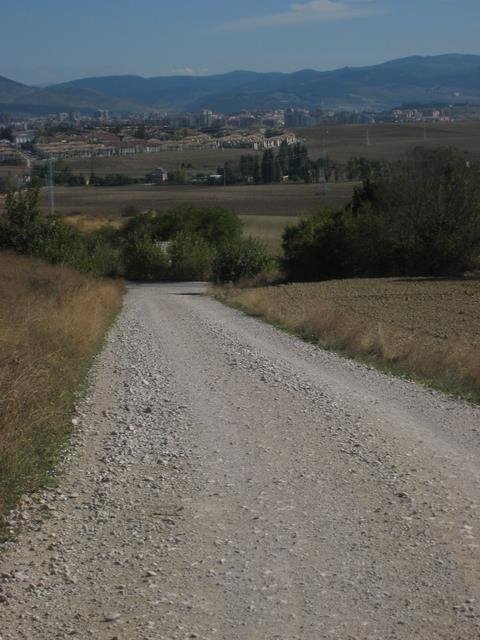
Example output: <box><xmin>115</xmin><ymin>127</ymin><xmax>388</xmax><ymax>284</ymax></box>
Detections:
<box><xmin>217</xmin><ymin>277</ymin><xmax>480</xmax><ymax>398</ymax></box>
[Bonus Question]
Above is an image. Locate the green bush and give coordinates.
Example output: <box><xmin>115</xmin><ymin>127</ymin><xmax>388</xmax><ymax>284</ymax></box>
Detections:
<box><xmin>123</xmin><ymin>235</ymin><xmax>170</xmax><ymax>281</ymax></box>
<box><xmin>168</xmin><ymin>232</ymin><xmax>215</xmax><ymax>281</ymax></box>
<box><xmin>282</xmin><ymin>210</ymin><xmax>352</xmax><ymax>281</ymax></box>
<box><xmin>213</xmin><ymin>237</ymin><xmax>275</xmax><ymax>283</ymax></box>
<box><xmin>86</xmin><ymin>230</ymin><xmax>124</xmax><ymax>277</ymax></box>
<box><xmin>1</xmin><ymin>187</ymin><xmax>124</xmax><ymax>277</ymax></box>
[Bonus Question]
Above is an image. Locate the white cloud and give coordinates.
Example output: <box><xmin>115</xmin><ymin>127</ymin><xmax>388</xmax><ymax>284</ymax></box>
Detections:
<box><xmin>219</xmin><ymin>0</ymin><xmax>383</xmax><ymax>30</ymax></box>
<box><xmin>169</xmin><ymin>67</ymin><xmax>210</xmax><ymax>76</ymax></box>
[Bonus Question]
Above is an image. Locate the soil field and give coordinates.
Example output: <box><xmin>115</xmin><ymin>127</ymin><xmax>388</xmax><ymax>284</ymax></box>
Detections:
<box><xmin>218</xmin><ymin>278</ymin><xmax>480</xmax><ymax>398</ymax></box>
<box><xmin>238</xmin><ymin>278</ymin><xmax>480</xmax><ymax>347</ymax></box>
<box><xmin>295</xmin><ymin>121</ymin><xmax>480</xmax><ymax>162</ymax></box>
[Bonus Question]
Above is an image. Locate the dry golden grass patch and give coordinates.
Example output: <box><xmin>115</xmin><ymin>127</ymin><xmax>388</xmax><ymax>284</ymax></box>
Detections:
<box><xmin>0</xmin><ymin>253</ymin><xmax>123</xmax><ymax>535</ymax></box>
<box><xmin>216</xmin><ymin>278</ymin><xmax>480</xmax><ymax>400</ymax></box>
<box><xmin>62</xmin><ymin>213</ymin><xmax>123</xmax><ymax>233</ymax></box>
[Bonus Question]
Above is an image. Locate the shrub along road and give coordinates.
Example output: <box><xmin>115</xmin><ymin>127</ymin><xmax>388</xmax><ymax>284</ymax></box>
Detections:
<box><xmin>1</xmin><ymin>283</ymin><xmax>479</xmax><ymax>639</ymax></box>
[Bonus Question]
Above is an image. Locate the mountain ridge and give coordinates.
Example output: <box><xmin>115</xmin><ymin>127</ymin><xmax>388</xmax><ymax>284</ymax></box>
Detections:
<box><xmin>1</xmin><ymin>54</ymin><xmax>480</xmax><ymax>115</ymax></box>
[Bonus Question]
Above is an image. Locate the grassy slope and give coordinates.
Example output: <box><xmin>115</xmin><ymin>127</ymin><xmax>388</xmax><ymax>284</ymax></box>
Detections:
<box><xmin>0</xmin><ymin>253</ymin><xmax>123</xmax><ymax>539</ymax></box>
<box><xmin>215</xmin><ymin>278</ymin><xmax>480</xmax><ymax>402</ymax></box>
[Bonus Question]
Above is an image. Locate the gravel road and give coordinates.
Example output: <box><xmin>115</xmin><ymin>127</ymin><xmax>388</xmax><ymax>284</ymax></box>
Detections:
<box><xmin>1</xmin><ymin>282</ymin><xmax>479</xmax><ymax>640</ymax></box>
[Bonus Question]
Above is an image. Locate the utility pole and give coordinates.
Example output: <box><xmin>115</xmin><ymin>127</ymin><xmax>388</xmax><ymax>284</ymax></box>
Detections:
<box><xmin>423</xmin><ymin>125</ymin><xmax>427</xmax><ymax>141</ymax></box>
<box><xmin>224</xmin><ymin>162</ymin><xmax>227</xmax><ymax>187</ymax></box>
<box><xmin>48</xmin><ymin>156</ymin><xmax>55</xmax><ymax>217</ymax></box>
<box><xmin>321</xmin><ymin>100</ymin><xmax>327</xmax><ymax>161</ymax></box>
<box><xmin>366</xmin><ymin>127</ymin><xmax>371</xmax><ymax>147</ymax></box>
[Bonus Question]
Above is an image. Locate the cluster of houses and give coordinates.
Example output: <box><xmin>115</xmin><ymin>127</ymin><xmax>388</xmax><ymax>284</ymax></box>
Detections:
<box><xmin>391</xmin><ymin>108</ymin><xmax>451</xmax><ymax>123</ymax></box>
<box><xmin>24</xmin><ymin>130</ymin><xmax>300</xmax><ymax>161</ymax></box>
<box><xmin>214</xmin><ymin>132</ymin><xmax>298</xmax><ymax>150</ymax></box>
<box><xmin>34</xmin><ymin>135</ymin><xmax>168</xmax><ymax>161</ymax></box>
<box><xmin>0</xmin><ymin>141</ymin><xmax>22</xmax><ymax>164</ymax></box>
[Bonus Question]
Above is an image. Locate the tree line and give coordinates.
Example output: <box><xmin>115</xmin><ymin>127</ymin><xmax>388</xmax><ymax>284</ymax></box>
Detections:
<box><xmin>282</xmin><ymin>148</ymin><xmax>480</xmax><ymax>280</ymax></box>
<box><xmin>220</xmin><ymin>142</ymin><xmax>388</xmax><ymax>185</ymax></box>
<box><xmin>0</xmin><ymin>189</ymin><xmax>274</xmax><ymax>283</ymax></box>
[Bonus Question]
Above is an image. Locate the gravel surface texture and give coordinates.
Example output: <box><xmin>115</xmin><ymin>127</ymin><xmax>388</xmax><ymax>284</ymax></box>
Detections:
<box><xmin>0</xmin><ymin>282</ymin><xmax>479</xmax><ymax>640</ymax></box>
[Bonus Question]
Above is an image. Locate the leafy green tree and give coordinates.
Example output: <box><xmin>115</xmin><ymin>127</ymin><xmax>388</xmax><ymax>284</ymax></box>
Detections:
<box><xmin>168</xmin><ymin>232</ymin><xmax>215</xmax><ymax>280</ymax></box>
<box><xmin>261</xmin><ymin>149</ymin><xmax>276</xmax><ymax>183</ymax></box>
<box><xmin>282</xmin><ymin>148</ymin><xmax>480</xmax><ymax>281</ymax></box>
<box><xmin>122</xmin><ymin>231</ymin><xmax>169</xmax><ymax>281</ymax></box>
<box><xmin>278</xmin><ymin>140</ymin><xmax>289</xmax><ymax>176</ymax></box>
<box><xmin>253</xmin><ymin>156</ymin><xmax>261</xmax><ymax>184</ymax></box>
<box><xmin>282</xmin><ymin>210</ymin><xmax>352</xmax><ymax>281</ymax></box>
<box><xmin>213</xmin><ymin>237</ymin><xmax>275</xmax><ymax>283</ymax></box>
<box><xmin>134</xmin><ymin>124</ymin><xmax>147</xmax><ymax>139</ymax></box>
<box><xmin>0</xmin><ymin>127</ymin><xmax>13</xmax><ymax>142</ymax></box>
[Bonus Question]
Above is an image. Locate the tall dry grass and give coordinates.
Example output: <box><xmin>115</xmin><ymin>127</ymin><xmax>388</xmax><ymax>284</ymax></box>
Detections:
<box><xmin>0</xmin><ymin>252</ymin><xmax>123</xmax><ymax>536</ymax></box>
<box><xmin>216</xmin><ymin>285</ymin><xmax>480</xmax><ymax>401</ymax></box>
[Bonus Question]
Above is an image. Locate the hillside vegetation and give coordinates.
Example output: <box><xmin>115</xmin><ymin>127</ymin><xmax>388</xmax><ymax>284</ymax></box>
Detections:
<box><xmin>0</xmin><ymin>253</ymin><xmax>123</xmax><ymax>538</ymax></box>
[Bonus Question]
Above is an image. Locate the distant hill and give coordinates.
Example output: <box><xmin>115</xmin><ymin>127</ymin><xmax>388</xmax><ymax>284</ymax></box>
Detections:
<box><xmin>2</xmin><ymin>54</ymin><xmax>480</xmax><ymax>115</ymax></box>
<box><xmin>0</xmin><ymin>75</ymin><xmax>144</xmax><ymax>115</ymax></box>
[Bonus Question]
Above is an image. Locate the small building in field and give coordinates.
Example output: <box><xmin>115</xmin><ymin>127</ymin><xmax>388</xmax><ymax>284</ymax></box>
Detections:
<box><xmin>145</xmin><ymin>167</ymin><xmax>169</xmax><ymax>183</ymax></box>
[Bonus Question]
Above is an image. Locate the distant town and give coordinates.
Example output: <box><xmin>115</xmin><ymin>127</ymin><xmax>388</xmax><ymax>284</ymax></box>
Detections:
<box><xmin>1</xmin><ymin>102</ymin><xmax>480</xmax><ymax>189</ymax></box>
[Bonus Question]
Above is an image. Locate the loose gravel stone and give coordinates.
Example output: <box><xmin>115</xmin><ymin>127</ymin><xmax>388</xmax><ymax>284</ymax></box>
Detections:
<box><xmin>0</xmin><ymin>282</ymin><xmax>479</xmax><ymax>639</ymax></box>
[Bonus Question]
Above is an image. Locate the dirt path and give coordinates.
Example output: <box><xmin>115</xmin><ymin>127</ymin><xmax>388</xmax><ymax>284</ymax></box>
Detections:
<box><xmin>1</xmin><ymin>282</ymin><xmax>479</xmax><ymax>640</ymax></box>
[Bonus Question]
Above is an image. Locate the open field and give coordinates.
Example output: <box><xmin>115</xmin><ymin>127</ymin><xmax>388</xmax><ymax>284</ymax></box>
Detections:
<box><xmin>216</xmin><ymin>278</ymin><xmax>480</xmax><ymax>399</ymax></box>
<box><xmin>32</xmin><ymin>182</ymin><xmax>356</xmax><ymax>218</ymax></box>
<box><xmin>0</xmin><ymin>252</ymin><xmax>123</xmax><ymax>537</ymax></box>
<box><xmin>295</xmin><ymin>121</ymin><xmax>480</xmax><ymax>162</ymax></box>
<box><xmin>0</xmin><ymin>182</ymin><xmax>355</xmax><ymax>251</ymax></box>
<box><xmin>240</xmin><ymin>215</ymin><xmax>295</xmax><ymax>252</ymax></box>
<box><xmin>1</xmin><ymin>181</ymin><xmax>352</xmax><ymax>251</ymax></box>
<box><xmin>65</xmin><ymin>148</ymin><xmax>248</xmax><ymax>178</ymax></box>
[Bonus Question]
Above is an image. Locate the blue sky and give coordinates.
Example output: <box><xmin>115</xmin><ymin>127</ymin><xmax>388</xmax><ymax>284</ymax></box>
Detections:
<box><xmin>2</xmin><ymin>0</ymin><xmax>479</xmax><ymax>85</ymax></box>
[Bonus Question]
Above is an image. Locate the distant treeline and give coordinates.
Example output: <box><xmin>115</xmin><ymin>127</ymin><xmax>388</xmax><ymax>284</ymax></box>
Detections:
<box><xmin>217</xmin><ymin>142</ymin><xmax>388</xmax><ymax>185</ymax></box>
<box><xmin>31</xmin><ymin>165</ymin><xmax>141</xmax><ymax>187</ymax></box>
<box><xmin>22</xmin><ymin>143</ymin><xmax>388</xmax><ymax>192</ymax></box>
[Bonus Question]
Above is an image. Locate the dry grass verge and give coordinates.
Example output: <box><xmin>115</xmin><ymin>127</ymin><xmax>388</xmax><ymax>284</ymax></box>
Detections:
<box><xmin>0</xmin><ymin>253</ymin><xmax>124</xmax><ymax>538</ymax></box>
<box><xmin>215</xmin><ymin>278</ymin><xmax>480</xmax><ymax>402</ymax></box>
